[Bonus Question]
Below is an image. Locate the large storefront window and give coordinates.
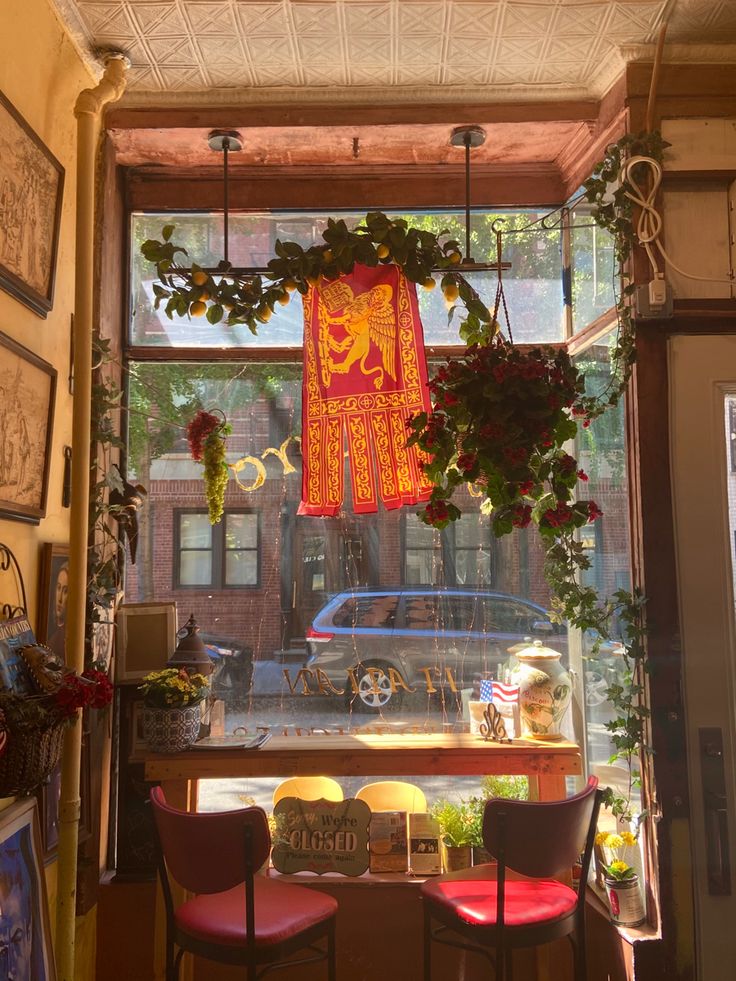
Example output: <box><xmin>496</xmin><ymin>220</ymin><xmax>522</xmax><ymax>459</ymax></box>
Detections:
<box><xmin>124</xmin><ymin>209</ymin><xmax>631</xmax><ymax>812</ymax></box>
<box><xmin>129</xmin><ymin>209</ymin><xmax>564</xmax><ymax>348</ymax></box>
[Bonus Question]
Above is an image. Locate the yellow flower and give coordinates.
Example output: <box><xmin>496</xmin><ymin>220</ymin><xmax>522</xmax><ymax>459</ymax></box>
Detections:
<box><xmin>605</xmin><ymin>834</ymin><xmax>624</xmax><ymax>849</ymax></box>
<box><xmin>595</xmin><ymin>831</ymin><xmax>608</xmax><ymax>847</ymax></box>
<box><xmin>621</xmin><ymin>831</ymin><xmax>637</xmax><ymax>846</ymax></box>
<box><xmin>609</xmin><ymin>860</ymin><xmax>630</xmax><ymax>874</ymax></box>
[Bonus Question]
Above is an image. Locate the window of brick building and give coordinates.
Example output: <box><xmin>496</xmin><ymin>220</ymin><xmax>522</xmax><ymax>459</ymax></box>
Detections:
<box><xmin>175</xmin><ymin>510</ymin><xmax>259</xmax><ymax>588</ymax></box>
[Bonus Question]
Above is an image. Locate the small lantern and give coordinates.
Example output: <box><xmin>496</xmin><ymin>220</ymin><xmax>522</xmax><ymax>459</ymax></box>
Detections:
<box><xmin>168</xmin><ymin>614</ymin><xmax>214</xmax><ymax>676</ymax></box>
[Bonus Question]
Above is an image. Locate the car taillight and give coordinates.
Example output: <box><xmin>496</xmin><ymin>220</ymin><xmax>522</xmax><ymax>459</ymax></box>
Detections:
<box><xmin>306</xmin><ymin>626</ymin><xmax>334</xmax><ymax>642</ymax></box>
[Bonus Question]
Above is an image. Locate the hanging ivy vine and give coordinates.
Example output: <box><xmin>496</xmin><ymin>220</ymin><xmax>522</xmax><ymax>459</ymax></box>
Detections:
<box><xmin>142</xmin><ymin>142</ymin><xmax>665</xmax><ymax>823</ymax></box>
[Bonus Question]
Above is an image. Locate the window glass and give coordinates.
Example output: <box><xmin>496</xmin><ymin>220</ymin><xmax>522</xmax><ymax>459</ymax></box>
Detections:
<box><xmin>130</xmin><ymin>210</ymin><xmax>563</xmax><ymax>348</ymax></box>
<box><xmin>125</xmin><ymin>338</ymin><xmax>631</xmax><ymax>812</ymax></box>
<box><xmin>332</xmin><ymin>596</ymin><xmax>398</xmax><ymax>629</ymax></box>
<box><xmin>570</xmin><ymin>204</ymin><xmax>616</xmax><ymax>332</ymax></box>
<box><xmin>180</xmin><ymin>513</ymin><xmax>211</xmax><ymax>549</ymax></box>
<box><xmin>226</xmin><ymin>513</ymin><xmax>258</xmax><ymax>549</ymax></box>
<box><xmin>403</xmin><ymin>595</ymin><xmax>443</xmax><ymax>630</ymax></box>
<box><xmin>574</xmin><ymin>331</ymin><xmax>635</xmax><ymax>811</ymax></box>
<box><xmin>180</xmin><ymin>551</ymin><xmax>212</xmax><ymax>586</ymax></box>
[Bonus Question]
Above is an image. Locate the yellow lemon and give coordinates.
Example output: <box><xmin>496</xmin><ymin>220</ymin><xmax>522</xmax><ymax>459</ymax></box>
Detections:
<box><xmin>189</xmin><ymin>301</ymin><xmax>207</xmax><ymax>317</ymax></box>
<box><xmin>283</xmin><ymin>279</ymin><xmax>298</xmax><ymax>293</ymax></box>
<box><xmin>198</xmin><ymin>290</ymin><xmax>211</xmax><ymax>302</ymax></box>
<box><xmin>449</xmin><ymin>251</ymin><xmax>462</xmax><ymax>265</ymax></box>
<box><xmin>376</xmin><ymin>243</ymin><xmax>390</xmax><ymax>259</ymax></box>
<box><xmin>259</xmin><ymin>305</ymin><xmax>273</xmax><ymax>322</ymax></box>
<box><xmin>223</xmin><ymin>302</ymin><xmax>235</xmax><ymax>311</ymax></box>
<box><xmin>191</xmin><ymin>270</ymin><xmax>208</xmax><ymax>286</ymax></box>
<box><xmin>443</xmin><ymin>284</ymin><xmax>460</xmax><ymax>303</ymax></box>
<box><xmin>423</xmin><ymin>277</ymin><xmax>436</xmax><ymax>291</ymax></box>
<box><xmin>277</xmin><ymin>292</ymin><xmax>291</xmax><ymax>306</ymax></box>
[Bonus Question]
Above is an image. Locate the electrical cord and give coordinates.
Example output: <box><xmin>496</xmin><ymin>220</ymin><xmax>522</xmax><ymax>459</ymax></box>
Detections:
<box><xmin>620</xmin><ymin>154</ymin><xmax>735</xmax><ymax>286</ymax></box>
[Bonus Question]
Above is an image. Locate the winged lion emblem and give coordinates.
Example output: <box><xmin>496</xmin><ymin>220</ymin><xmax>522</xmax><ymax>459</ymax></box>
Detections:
<box><xmin>317</xmin><ymin>283</ymin><xmax>397</xmax><ymax>391</ymax></box>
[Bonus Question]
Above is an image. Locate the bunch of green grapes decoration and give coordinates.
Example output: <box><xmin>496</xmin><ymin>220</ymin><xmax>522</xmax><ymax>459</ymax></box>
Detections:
<box><xmin>186</xmin><ymin>410</ymin><xmax>232</xmax><ymax>524</ymax></box>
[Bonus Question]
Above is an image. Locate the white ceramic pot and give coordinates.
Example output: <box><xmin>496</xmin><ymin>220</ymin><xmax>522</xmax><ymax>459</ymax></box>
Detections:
<box><xmin>142</xmin><ymin>704</ymin><xmax>202</xmax><ymax>753</ymax></box>
<box><xmin>515</xmin><ymin>639</ymin><xmax>572</xmax><ymax>740</ymax></box>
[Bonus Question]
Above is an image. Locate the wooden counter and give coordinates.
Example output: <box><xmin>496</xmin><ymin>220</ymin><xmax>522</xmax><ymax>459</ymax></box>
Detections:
<box><xmin>142</xmin><ymin>732</ymin><xmax>582</xmax><ymax>808</ymax></box>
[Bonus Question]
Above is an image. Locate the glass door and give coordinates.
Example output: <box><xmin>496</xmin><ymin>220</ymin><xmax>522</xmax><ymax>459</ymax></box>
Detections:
<box><xmin>670</xmin><ymin>334</ymin><xmax>736</xmax><ymax>977</ymax></box>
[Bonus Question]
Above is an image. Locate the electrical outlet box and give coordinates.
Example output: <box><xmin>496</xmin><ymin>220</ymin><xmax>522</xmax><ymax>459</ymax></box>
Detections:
<box><xmin>635</xmin><ymin>282</ymin><xmax>674</xmax><ymax>319</ymax></box>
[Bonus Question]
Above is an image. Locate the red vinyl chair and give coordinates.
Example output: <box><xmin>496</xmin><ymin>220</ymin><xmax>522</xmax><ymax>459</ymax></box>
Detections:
<box><xmin>150</xmin><ymin>786</ymin><xmax>337</xmax><ymax>981</ymax></box>
<box><xmin>421</xmin><ymin>776</ymin><xmax>603</xmax><ymax>981</ymax></box>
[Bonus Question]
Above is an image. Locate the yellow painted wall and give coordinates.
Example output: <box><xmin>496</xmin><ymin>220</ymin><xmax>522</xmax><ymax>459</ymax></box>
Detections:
<box><xmin>1</xmin><ymin>2</ymin><xmax>97</xmax><ymax>978</ymax></box>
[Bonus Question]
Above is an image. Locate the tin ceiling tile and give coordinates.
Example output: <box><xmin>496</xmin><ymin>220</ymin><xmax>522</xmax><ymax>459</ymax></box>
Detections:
<box><xmin>343</xmin><ymin>2</ymin><xmax>392</xmax><ymax>35</ymax></box>
<box><xmin>397</xmin><ymin>2</ymin><xmax>447</xmax><ymax>35</ymax></box>
<box><xmin>183</xmin><ymin>3</ymin><xmax>237</xmax><ymax>35</ymax></box>
<box><xmin>346</xmin><ymin>34</ymin><xmax>393</xmax><ymax>65</ymax></box>
<box><xmin>449</xmin><ymin>3</ymin><xmax>500</xmax><ymax>37</ymax></box>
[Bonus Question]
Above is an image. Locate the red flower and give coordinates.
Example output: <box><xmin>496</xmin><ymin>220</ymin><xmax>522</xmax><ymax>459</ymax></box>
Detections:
<box><xmin>457</xmin><ymin>452</ymin><xmax>477</xmax><ymax>473</ymax></box>
<box><xmin>82</xmin><ymin>668</ymin><xmax>114</xmax><ymax>709</ymax></box>
<box><xmin>588</xmin><ymin>501</ymin><xmax>603</xmax><ymax>521</ymax></box>
<box><xmin>577</xmin><ymin>469</ymin><xmax>589</xmax><ymax>482</ymax></box>
<box><xmin>518</xmin><ymin>480</ymin><xmax>534</xmax><ymax>496</ymax></box>
<box><xmin>512</xmin><ymin>504</ymin><xmax>532</xmax><ymax>528</ymax></box>
<box><xmin>425</xmin><ymin>500</ymin><xmax>449</xmax><ymax>524</ymax></box>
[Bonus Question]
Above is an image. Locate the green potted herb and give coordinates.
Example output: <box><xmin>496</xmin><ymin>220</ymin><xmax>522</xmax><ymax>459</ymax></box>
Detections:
<box><xmin>431</xmin><ymin>799</ymin><xmax>474</xmax><ymax>871</ymax></box>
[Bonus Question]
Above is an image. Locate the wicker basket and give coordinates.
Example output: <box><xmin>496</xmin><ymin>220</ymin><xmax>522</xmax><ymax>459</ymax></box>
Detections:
<box><xmin>0</xmin><ymin>707</ymin><xmax>66</xmax><ymax>797</ymax></box>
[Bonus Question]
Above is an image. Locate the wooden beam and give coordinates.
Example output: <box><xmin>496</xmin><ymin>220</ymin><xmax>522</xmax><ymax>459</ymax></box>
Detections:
<box><xmin>126</xmin><ymin>166</ymin><xmax>565</xmax><ymax>210</ymax></box>
<box><xmin>107</xmin><ymin>99</ymin><xmax>599</xmax><ymax>131</ymax></box>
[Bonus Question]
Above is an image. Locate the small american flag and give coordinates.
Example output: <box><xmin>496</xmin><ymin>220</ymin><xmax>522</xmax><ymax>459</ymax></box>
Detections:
<box><xmin>479</xmin><ymin>680</ymin><xmax>519</xmax><ymax>704</ymax></box>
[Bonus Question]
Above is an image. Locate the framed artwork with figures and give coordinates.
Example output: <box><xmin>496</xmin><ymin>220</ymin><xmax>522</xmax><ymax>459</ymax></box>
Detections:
<box><xmin>0</xmin><ymin>331</ymin><xmax>56</xmax><ymax>523</ymax></box>
<box><xmin>0</xmin><ymin>89</ymin><xmax>64</xmax><ymax>317</ymax></box>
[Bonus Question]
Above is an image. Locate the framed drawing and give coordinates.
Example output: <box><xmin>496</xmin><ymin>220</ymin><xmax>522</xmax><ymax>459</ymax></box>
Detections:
<box><xmin>37</xmin><ymin>543</ymin><xmax>69</xmax><ymax>660</ymax></box>
<box><xmin>0</xmin><ymin>90</ymin><xmax>65</xmax><ymax>317</ymax></box>
<box><xmin>115</xmin><ymin>602</ymin><xmax>177</xmax><ymax>682</ymax></box>
<box><xmin>0</xmin><ymin>797</ymin><xmax>57</xmax><ymax>980</ymax></box>
<box><xmin>0</xmin><ymin>331</ymin><xmax>56</xmax><ymax>523</ymax></box>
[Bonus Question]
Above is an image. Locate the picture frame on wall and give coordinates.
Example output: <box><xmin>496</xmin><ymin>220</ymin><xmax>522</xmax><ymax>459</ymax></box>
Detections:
<box><xmin>115</xmin><ymin>602</ymin><xmax>178</xmax><ymax>682</ymax></box>
<box><xmin>0</xmin><ymin>797</ymin><xmax>57</xmax><ymax>980</ymax></box>
<box><xmin>0</xmin><ymin>89</ymin><xmax>65</xmax><ymax>317</ymax></box>
<box><xmin>37</xmin><ymin>543</ymin><xmax>69</xmax><ymax>660</ymax></box>
<box><xmin>0</xmin><ymin>331</ymin><xmax>56</xmax><ymax>523</ymax></box>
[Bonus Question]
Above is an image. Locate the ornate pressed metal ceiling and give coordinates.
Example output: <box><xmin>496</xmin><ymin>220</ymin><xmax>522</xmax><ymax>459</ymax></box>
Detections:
<box><xmin>52</xmin><ymin>1</ymin><xmax>736</xmax><ymax>99</ymax></box>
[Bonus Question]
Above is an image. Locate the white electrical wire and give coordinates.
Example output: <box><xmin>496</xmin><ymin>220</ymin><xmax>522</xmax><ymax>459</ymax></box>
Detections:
<box><xmin>620</xmin><ymin>154</ymin><xmax>735</xmax><ymax>286</ymax></box>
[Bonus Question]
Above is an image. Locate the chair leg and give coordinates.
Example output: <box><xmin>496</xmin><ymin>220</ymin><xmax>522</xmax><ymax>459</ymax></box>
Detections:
<box><xmin>423</xmin><ymin>904</ymin><xmax>432</xmax><ymax>981</ymax></box>
<box><xmin>572</xmin><ymin>932</ymin><xmax>586</xmax><ymax>981</ymax></box>
<box><xmin>505</xmin><ymin>948</ymin><xmax>513</xmax><ymax>981</ymax></box>
<box><xmin>173</xmin><ymin>948</ymin><xmax>185</xmax><ymax>981</ymax></box>
<box><xmin>327</xmin><ymin>918</ymin><xmax>337</xmax><ymax>981</ymax></box>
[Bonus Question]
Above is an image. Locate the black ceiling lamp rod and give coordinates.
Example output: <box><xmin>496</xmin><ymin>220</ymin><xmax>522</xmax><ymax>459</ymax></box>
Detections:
<box><xmin>202</xmin><ymin>125</ymin><xmax>510</xmax><ymax>278</ymax></box>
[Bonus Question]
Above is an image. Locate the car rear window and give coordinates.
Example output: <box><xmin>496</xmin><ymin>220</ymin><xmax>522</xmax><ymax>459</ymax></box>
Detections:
<box><xmin>331</xmin><ymin>596</ymin><xmax>398</xmax><ymax>628</ymax></box>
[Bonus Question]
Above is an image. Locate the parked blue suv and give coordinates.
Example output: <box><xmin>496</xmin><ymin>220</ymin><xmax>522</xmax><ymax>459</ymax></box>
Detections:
<box><xmin>304</xmin><ymin>587</ymin><xmax>568</xmax><ymax>712</ymax></box>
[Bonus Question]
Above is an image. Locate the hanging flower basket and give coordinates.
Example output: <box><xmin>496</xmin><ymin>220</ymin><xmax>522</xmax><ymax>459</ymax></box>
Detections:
<box><xmin>0</xmin><ymin>666</ymin><xmax>113</xmax><ymax>797</ymax></box>
<box><xmin>407</xmin><ymin>335</ymin><xmax>601</xmax><ymax>537</ymax></box>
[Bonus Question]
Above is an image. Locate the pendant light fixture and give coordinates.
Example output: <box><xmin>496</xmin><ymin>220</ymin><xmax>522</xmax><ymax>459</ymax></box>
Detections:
<box><xmin>199</xmin><ymin>124</ymin><xmax>509</xmax><ymax>279</ymax></box>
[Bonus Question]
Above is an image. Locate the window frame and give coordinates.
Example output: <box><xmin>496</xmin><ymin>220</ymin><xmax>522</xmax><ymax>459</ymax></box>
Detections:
<box><xmin>173</xmin><ymin>507</ymin><xmax>261</xmax><ymax>590</ymax></box>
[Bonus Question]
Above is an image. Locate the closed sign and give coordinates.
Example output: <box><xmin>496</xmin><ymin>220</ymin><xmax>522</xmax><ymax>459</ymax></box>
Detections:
<box><xmin>271</xmin><ymin>797</ymin><xmax>371</xmax><ymax>876</ymax></box>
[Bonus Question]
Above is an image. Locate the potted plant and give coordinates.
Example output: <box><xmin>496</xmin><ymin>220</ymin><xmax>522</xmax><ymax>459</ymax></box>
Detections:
<box><xmin>431</xmin><ymin>799</ymin><xmax>475</xmax><ymax>871</ymax></box>
<box><xmin>138</xmin><ymin>667</ymin><xmax>210</xmax><ymax>753</ymax></box>
<box><xmin>596</xmin><ymin>829</ymin><xmax>646</xmax><ymax>927</ymax></box>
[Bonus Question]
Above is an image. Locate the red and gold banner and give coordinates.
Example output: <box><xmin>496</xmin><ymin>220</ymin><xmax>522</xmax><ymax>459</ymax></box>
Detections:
<box><xmin>299</xmin><ymin>263</ymin><xmax>433</xmax><ymax>515</ymax></box>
